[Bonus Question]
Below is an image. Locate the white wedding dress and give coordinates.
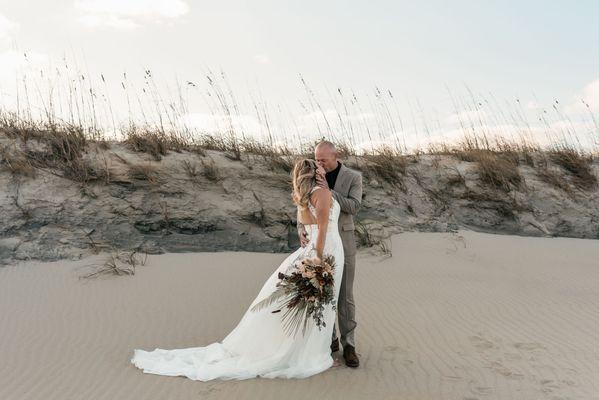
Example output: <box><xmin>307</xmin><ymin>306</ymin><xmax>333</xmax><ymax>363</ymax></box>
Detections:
<box><xmin>131</xmin><ymin>187</ymin><xmax>344</xmax><ymax>380</ymax></box>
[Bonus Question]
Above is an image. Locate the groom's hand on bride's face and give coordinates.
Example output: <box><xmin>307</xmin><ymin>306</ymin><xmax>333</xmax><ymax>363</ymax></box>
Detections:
<box><xmin>315</xmin><ymin>172</ymin><xmax>329</xmax><ymax>189</ymax></box>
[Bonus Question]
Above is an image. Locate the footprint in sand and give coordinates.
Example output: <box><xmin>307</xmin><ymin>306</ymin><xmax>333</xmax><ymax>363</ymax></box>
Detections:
<box><xmin>503</xmin><ymin>352</ymin><xmax>522</xmax><ymax>361</ymax></box>
<box><xmin>197</xmin><ymin>384</ymin><xmax>221</xmax><ymax>396</ymax></box>
<box><xmin>467</xmin><ymin>380</ymin><xmax>494</xmax><ymax>396</ymax></box>
<box><xmin>469</xmin><ymin>334</ymin><xmax>526</xmax><ymax>381</ymax></box>
<box><xmin>469</xmin><ymin>334</ymin><xmax>496</xmax><ymax>351</ymax></box>
<box><xmin>382</xmin><ymin>345</ymin><xmax>414</xmax><ymax>366</ymax></box>
<box><xmin>513</xmin><ymin>342</ymin><xmax>546</xmax><ymax>351</ymax></box>
<box><xmin>488</xmin><ymin>360</ymin><xmax>525</xmax><ymax>380</ymax></box>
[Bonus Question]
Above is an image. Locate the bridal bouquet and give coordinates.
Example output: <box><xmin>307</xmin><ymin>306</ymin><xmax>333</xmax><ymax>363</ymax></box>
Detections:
<box><xmin>251</xmin><ymin>255</ymin><xmax>337</xmax><ymax>337</ymax></box>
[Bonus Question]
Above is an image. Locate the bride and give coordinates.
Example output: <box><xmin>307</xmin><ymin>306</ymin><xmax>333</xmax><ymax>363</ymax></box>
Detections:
<box><xmin>131</xmin><ymin>158</ymin><xmax>345</xmax><ymax>380</ymax></box>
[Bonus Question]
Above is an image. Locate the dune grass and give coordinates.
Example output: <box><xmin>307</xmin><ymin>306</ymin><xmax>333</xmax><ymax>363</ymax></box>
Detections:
<box><xmin>0</xmin><ymin>64</ymin><xmax>596</xmax><ymax>196</ymax></box>
<box><xmin>1</xmin><ymin>112</ymin><xmax>596</xmax><ymax>197</ymax></box>
<box><xmin>549</xmin><ymin>147</ymin><xmax>597</xmax><ymax>189</ymax></box>
<box><xmin>200</xmin><ymin>157</ymin><xmax>220</xmax><ymax>182</ymax></box>
<box><xmin>127</xmin><ymin>162</ymin><xmax>159</xmax><ymax>184</ymax></box>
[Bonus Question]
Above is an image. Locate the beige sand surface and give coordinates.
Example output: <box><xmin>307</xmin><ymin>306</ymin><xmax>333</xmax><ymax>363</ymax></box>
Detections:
<box><xmin>2</xmin><ymin>230</ymin><xmax>599</xmax><ymax>400</ymax></box>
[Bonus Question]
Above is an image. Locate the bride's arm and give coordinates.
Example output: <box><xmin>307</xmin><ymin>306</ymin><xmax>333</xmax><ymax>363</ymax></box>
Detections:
<box><xmin>296</xmin><ymin>208</ymin><xmax>308</xmax><ymax>247</ymax></box>
<box><xmin>310</xmin><ymin>188</ymin><xmax>332</xmax><ymax>260</ymax></box>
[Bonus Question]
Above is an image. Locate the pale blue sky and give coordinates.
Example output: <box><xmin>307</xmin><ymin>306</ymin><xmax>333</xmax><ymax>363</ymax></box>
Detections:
<box><xmin>0</xmin><ymin>0</ymin><xmax>597</xmax><ymax>149</ymax></box>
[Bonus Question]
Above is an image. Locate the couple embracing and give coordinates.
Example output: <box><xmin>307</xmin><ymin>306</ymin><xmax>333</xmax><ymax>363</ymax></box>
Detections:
<box><xmin>131</xmin><ymin>140</ymin><xmax>363</xmax><ymax>380</ymax></box>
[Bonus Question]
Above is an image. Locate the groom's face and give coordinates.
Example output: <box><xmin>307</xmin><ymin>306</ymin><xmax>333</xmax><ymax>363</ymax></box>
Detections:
<box><xmin>314</xmin><ymin>146</ymin><xmax>338</xmax><ymax>173</ymax></box>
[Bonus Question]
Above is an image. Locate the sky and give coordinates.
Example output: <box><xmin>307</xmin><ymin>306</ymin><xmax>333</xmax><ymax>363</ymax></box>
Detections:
<box><xmin>0</xmin><ymin>0</ymin><xmax>598</xmax><ymax>151</ymax></box>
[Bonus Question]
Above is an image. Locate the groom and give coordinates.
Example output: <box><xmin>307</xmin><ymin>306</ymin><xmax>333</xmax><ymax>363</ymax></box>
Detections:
<box><xmin>298</xmin><ymin>140</ymin><xmax>362</xmax><ymax>368</ymax></box>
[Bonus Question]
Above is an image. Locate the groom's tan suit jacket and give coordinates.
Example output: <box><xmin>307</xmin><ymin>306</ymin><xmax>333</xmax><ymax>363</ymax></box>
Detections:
<box><xmin>330</xmin><ymin>162</ymin><xmax>362</xmax><ymax>348</ymax></box>
<box><xmin>331</xmin><ymin>163</ymin><xmax>363</xmax><ymax>254</ymax></box>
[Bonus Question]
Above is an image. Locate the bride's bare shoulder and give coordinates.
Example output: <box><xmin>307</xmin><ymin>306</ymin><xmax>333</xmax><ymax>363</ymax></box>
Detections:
<box><xmin>309</xmin><ymin>186</ymin><xmax>332</xmax><ymax>205</ymax></box>
<box><xmin>310</xmin><ymin>185</ymin><xmax>330</xmax><ymax>195</ymax></box>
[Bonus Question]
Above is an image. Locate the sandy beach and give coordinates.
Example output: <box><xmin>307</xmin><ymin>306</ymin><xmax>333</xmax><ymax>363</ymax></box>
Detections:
<box><xmin>2</xmin><ymin>230</ymin><xmax>599</xmax><ymax>400</ymax></box>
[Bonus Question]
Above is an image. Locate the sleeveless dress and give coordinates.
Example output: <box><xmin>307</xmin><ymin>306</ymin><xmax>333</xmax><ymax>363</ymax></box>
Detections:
<box><xmin>130</xmin><ymin>186</ymin><xmax>345</xmax><ymax>380</ymax></box>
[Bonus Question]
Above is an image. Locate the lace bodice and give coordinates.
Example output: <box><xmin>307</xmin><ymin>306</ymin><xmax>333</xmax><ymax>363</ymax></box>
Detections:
<box><xmin>305</xmin><ymin>186</ymin><xmax>340</xmax><ymax>226</ymax></box>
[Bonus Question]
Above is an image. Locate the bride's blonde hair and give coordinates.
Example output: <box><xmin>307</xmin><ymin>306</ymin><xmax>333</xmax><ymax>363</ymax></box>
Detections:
<box><xmin>292</xmin><ymin>158</ymin><xmax>318</xmax><ymax>209</ymax></box>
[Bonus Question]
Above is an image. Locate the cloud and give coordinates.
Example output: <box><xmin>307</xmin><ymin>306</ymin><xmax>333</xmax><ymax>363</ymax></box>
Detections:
<box><xmin>580</xmin><ymin>78</ymin><xmax>599</xmax><ymax>110</ymax></box>
<box><xmin>74</xmin><ymin>0</ymin><xmax>189</xmax><ymax>29</ymax></box>
<box><xmin>0</xmin><ymin>50</ymin><xmax>49</xmax><ymax>109</ymax></box>
<box><xmin>0</xmin><ymin>13</ymin><xmax>19</xmax><ymax>44</ymax></box>
<box><xmin>300</xmin><ymin>108</ymin><xmax>374</xmax><ymax>124</ymax></box>
<box><xmin>180</xmin><ymin>113</ymin><xmax>266</xmax><ymax>138</ymax></box>
<box><xmin>0</xmin><ymin>50</ymin><xmax>47</xmax><ymax>82</ymax></box>
<box><xmin>563</xmin><ymin>78</ymin><xmax>599</xmax><ymax>115</ymax></box>
<box><xmin>253</xmin><ymin>54</ymin><xmax>271</xmax><ymax>65</ymax></box>
<box><xmin>444</xmin><ymin>109</ymin><xmax>487</xmax><ymax>125</ymax></box>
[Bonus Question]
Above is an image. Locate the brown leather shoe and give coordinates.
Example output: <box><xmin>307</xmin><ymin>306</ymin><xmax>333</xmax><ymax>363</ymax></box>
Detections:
<box><xmin>330</xmin><ymin>337</ymin><xmax>339</xmax><ymax>353</ymax></box>
<box><xmin>343</xmin><ymin>345</ymin><xmax>360</xmax><ymax>368</ymax></box>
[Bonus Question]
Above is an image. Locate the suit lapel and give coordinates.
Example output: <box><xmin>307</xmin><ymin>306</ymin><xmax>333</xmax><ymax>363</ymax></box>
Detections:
<box><xmin>333</xmin><ymin>163</ymin><xmax>349</xmax><ymax>192</ymax></box>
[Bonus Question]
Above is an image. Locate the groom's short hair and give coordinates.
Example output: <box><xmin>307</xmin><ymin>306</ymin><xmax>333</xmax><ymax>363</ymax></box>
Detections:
<box><xmin>315</xmin><ymin>140</ymin><xmax>336</xmax><ymax>153</ymax></box>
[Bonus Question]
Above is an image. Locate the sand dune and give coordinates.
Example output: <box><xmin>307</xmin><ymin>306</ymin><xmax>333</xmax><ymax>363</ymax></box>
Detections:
<box><xmin>2</xmin><ymin>230</ymin><xmax>599</xmax><ymax>399</ymax></box>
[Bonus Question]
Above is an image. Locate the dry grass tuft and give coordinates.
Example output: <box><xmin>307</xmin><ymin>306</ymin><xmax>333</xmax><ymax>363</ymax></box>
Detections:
<box><xmin>65</xmin><ymin>157</ymin><xmax>112</xmax><ymax>184</ymax></box>
<box><xmin>535</xmin><ymin>156</ymin><xmax>572</xmax><ymax>193</ymax></box>
<box><xmin>181</xmin><ymin>159</ymin><xmax>200</xmax><ymax>180</ymax></box>
<box><xmin>201</xmin><ymin>158</ymin><xmax>220</xmax><ymax>181</ymax></box>
<box><xmin>198</xmin><ymin>136</ymin><xmax>293</xmax><ymax>160</ymax></box>
<box><xmin>0</xmin><ymin>144</ymin><xmax>36</xmax><ymax>177</ymax></box>
<box><xmin>199</xmin><ymin>135</ymin><xmax>242</xmax><ymax>160</ymax></box>
<box><xmin>249</xmin><ymin>191</ymin><xmax>268</xmax><ymax>227</ymax></box>
<box><xmin>443</xmin><ymin>166</ymin><xmax>466</xmax><ymax>187</ymax></box>
<box><xmin>335</xmin><ymin>142</ymin><xmax>357</xmax><ymax>158</ymax></box>
<box><xmin>355</xmin><ymin>221</ymin><xmax>392</xmax><ymax>256</ymax></box>
<box><xmin>22</xmin><ymin>126</ymin><xmax>87</xmax><ymax>166</ymax></box>
<box><xmin>472</xmin><ymin>151</ymin><xmax>521</xmax><ymax>191</ymax></box>
<box><xmin>95</xmin><ymin>138</ymin><xmax>111</xmax><ymax>150</ymax></box>
<box><xmin>128</xmin><ymin>162</ymin><xmax>159</xmax><ymax>184</ymax></box>
<box><xmin>224</xmin><ymin>145</ymin><xmax>242</xmax><ymax>161</ymax></box>
<box><xmin>455</xmin><ymin>149</ymin><xmax>521</xmax><ymax>191</ymax></box>
<box><xmin>1</xmin><ymin>126</ymin><xmax>114</xmax><ymax>184</ymax></box>
<box><xmin>266</xmin><ymin>155</ymin><xmax>294</xmax><ymax>173</ymax></box>
<box><xmin>80</xmin><ymin>249</ymin><xmax>147</xmax><ymax>278</ymax></box>
<box><xmin>549</xmin><ymin>147</ymin><xmax>597</xmax><ymax>190</ymax></box>
<box><xmin>460</xmin><ymin>190</ymin><xmax>519</xmax><ymax>220</ymax></box>
<box><xmin>189</xmin><ymin>144</ymin><xmax>206</xmax><ymax>157</ymax></box>
<box><xmin>39</xmin><ymin>126</ymin><xmax>88</xmax><ymax>162</ymax></box>
<box><xmin>537</xmin><ymin>167</ymin><xmax>570</xmax><ymax>193</ymax></box>
<box><xmin>124</xmin><ymin>127</ymin><xmax>187</xmax><ymax>161</ymax></box>
<box><xmin>363</xmin><ymin>146</ymin><xmax>407</xmax><ymax>187</ymax></box>
<box><xmin>447</xmin><ymin>136</ymin><xmax>537</xmax><ymax>166</ymax></box>
<box><xmin>17</xmin><ymin>126</ymin><xmax>113</xmax><ymax>184</ymax></box>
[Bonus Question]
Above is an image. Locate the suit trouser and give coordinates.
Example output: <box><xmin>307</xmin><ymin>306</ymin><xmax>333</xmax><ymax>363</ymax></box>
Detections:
<box><xmin>332</xmin><ymin>231</ymin><xmax>357</xmax><ymax>348</ymax></box>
